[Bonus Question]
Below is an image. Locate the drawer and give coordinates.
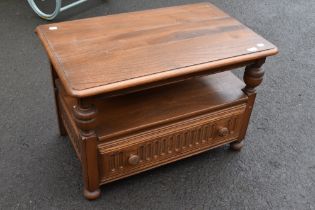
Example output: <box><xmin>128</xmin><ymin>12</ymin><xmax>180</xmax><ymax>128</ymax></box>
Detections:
<box><xmin>97</xmin><ymin>104</ymin><xmax>246</xmax><ymax>184</ymax></box>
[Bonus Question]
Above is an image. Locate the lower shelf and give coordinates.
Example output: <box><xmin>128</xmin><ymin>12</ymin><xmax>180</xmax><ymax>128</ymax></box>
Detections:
<box><xmin>59</xmin><ymin>71</ymin><xmax>247</xmax><ymax>142</ymax></box>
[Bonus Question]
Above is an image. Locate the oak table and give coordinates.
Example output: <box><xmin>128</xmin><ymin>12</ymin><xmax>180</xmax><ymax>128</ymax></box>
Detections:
<box><xmin>35</xmin><ymin>2</ymin><xmax>278</xmax><ymax>200</ymax></box>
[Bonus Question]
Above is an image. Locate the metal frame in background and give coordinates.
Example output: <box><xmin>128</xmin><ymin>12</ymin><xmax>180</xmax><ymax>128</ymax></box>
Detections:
<box><xmin>27</xmin><ymin>0</ymin><xmax>88</xmax><ymax>20</ymax></box>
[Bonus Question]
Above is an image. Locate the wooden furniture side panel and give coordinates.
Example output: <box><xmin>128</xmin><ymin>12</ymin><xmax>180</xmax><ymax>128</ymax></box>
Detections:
<box><xmin>57</xmin><ymin>83</ymin><xmax>82</xmax><ymax>161</ymax></box>
<box><xmin>98</xmin><ymin>104</ymin><xmax>246</xmax><ymax>184</ymax></box>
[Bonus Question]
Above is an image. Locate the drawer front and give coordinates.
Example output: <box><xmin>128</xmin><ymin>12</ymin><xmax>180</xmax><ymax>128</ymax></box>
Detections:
<box><xmin>98</xmin><ymin>104</ymin><xmax>246</xmax><ymax>184</ymax></box>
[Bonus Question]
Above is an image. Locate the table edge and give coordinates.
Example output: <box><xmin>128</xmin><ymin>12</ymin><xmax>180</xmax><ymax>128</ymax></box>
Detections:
<box><xmin>69</xmin><ymin>48</ymin><xmax>278</xmax><ymax>97</ymax></box>
<box><xmin>35</xmin><ymin>2</ymin><xmax>278</xmax><ymax>98</ymax></box>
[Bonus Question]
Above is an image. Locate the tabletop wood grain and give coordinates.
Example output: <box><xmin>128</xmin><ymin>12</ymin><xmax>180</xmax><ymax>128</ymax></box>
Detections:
<box><xmin>36</xmin><ymin>2</ymin><xmax>278</xmax><ymax>97</ymax></box>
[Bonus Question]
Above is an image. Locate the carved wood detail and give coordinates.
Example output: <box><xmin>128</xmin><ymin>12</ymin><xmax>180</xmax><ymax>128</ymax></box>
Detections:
<box><xmin>98</xmin><ymin>105</ymin><xmax>245</xmax><ymax>183</ymax></box>
<box><xmin>243</xmin><ymin>58</ymin><xmax>266</xmax><ymax>95</ymax></box>
<box><xmin>73</xmin><ymin>99</ymin><xmax>97</xmax><ymax>137</ymax></box>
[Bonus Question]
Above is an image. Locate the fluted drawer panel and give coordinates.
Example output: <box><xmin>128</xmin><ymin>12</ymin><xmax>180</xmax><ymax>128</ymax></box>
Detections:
<box><xmin>98</xmin><ymin>104</ymin><xmax>245</xmax><ymax>184</ymax></box>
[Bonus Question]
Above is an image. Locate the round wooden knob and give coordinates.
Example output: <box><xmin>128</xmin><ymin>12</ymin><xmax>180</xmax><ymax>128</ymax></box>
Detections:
<box><xmin>128</xmin><ymin>154</ymin><xmax>140</xmax><ymax>165</ymax></box>
<box><xmin>218</xmin><ymin>127</ymin><xmax>229</xmax><ymax>137</ymax></box>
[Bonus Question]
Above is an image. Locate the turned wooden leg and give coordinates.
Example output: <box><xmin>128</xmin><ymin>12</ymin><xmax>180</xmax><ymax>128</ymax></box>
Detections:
<box><xmin>230</xmin><ymin>140</ymin><xmax>244</xmax><ymax>151</ymax></box>
<box><xmin>242</xmin><ymin>58</ymin><xmax>265</xmax><ymax>95</ymax></box>
<box><xmin>73</xmin><ymin>99</ymin><xmax>101</xmax><ymax>200</ymax></box>
<box><xmin>233</xmin><ymin>58</ymin><xmax>266</xmax><ymax>150</ymax></box>
<box><xmin>50</xmin><ymin>63</ymin><xmax>67</xmax><ymax>136</ymax></box>
<box><xmin>83</xmin><ymin>188</ymin><xmax>101</xmax><ymax>200</ymax></box>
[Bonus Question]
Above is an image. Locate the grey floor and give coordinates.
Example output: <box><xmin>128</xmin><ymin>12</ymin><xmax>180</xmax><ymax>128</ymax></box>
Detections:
<box><xmin>0</xmin><ymin>0</ymin><xmax>314</xmax><ymax>209</ymax></box>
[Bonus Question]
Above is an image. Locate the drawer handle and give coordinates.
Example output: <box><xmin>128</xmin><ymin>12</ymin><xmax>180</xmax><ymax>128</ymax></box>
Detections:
<box><xmin>128</xmin><ymin>154</ymin><xmax>140</xmax><ymax>165</ymax></box>
<box><xmin>218</xmin><ymin>127</ymin><xmax>229</xmax><ymax>137</ymax></box>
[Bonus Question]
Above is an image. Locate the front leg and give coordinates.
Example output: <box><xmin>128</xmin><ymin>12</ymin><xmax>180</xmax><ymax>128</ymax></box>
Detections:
<box><xmin>73</xmin><ymin>98</ymin><xmax>101</xmax><ymax>200</ymax></box>
<box><xmin>230</xmin><ymin>58</ymin><xmax>266</xmax><ymax>151</ymax></box>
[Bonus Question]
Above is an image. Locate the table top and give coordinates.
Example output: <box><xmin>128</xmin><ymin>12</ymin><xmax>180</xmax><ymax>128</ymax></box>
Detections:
<box><xmin>36</xmin><ymin>2</ymin><xmax>278</xmax><ymax>97</ymax></box>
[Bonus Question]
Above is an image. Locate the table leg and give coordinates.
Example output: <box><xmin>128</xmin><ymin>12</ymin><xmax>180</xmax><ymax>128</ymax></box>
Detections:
<box><xmin>230</xmin><ymin>58</ymin><xmax>266</xmax><ymax>151</ymax></box>
<box><xmin>73</xmin><ymin>98</ymin><xmax>101</xmax><ymax>200</ymax></box>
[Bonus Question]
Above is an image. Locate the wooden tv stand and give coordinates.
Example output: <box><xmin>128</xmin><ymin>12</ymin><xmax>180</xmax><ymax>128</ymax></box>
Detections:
<box><xmin>35</xmin><ymin>3</ymin><xmax>278</xmax><ymax>200</ymax></box>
